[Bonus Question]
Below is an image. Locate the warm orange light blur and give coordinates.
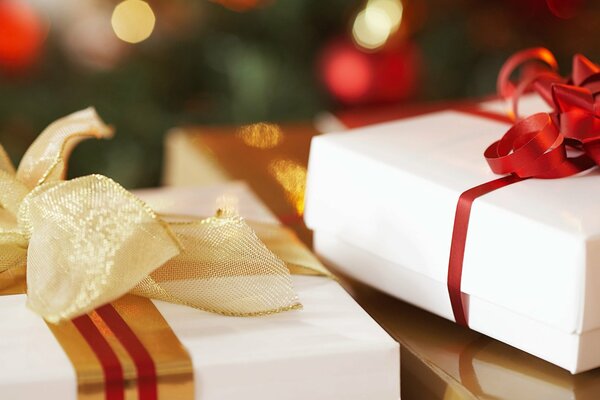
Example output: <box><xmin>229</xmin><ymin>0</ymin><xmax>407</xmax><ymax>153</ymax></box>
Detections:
<box><xmin>268</xmin><ymin>159</ymin><xmax>307</xmax><ymax>214</ymax></box>
<box><xmin>237</xmin><ymin>123</ymin><xmax>284</xmax><ymax>149</ymax></box>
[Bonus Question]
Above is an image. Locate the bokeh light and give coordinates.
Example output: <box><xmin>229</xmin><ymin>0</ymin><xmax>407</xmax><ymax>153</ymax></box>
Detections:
<box><xmin>0</xmin><ymin>0</ymin><xmax>45</xmax><ymax>70</ymax></box>
<box><xmin>352</xmin><ymin>0</ymin><xmax>403</xmax><ymax>50</ymax></box>
<box><xmin>371</xmin><ymin>43</ymin><xmax>420</xmax><ymax>102</ymax></box>
<box><xmin>321</xmin><ymin>41</ymin><xmax>372</xmax><ymax>103</ymax></box>
<box><xmin>0</xmin><ymin>0</ymin><xmax>596</xmax><ymax>190</ymax></box>
<box><xmin>111</xmin><ymin>0</ymin><xmax>156</xmax><ymax>44</ymax></box>
<box><xmin>64</xmin><ymin>4</ymin><xmax>125</xmax><ymax>70</ymax></box>
<box><xmin>268</xmin><ymin>159</ymin><xmax>307</xmax><ymax>215</ymax></box>
<box><xmin>237</xmin><ymin>123</ymin><xmax>283</xmax><ymax>149</ymax></box>
<box><xmin>371</xmin><ymin>0</ymin><xmax>403</xmax><ymax>30</ymax></box>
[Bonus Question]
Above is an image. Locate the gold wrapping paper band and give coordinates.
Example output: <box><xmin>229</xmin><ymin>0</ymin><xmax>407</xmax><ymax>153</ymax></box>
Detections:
<box><xmin>47</xmin><ymin>295</ymin><xmax>194</xmax><ymax>400</ymax></box>
<box><xmin>3</xmin><ymin>281</ymin><xmax>193</xmax><ymax>399</ymax></box>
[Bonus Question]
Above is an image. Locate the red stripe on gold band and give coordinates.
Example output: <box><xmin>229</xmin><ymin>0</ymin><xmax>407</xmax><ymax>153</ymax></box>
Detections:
<box><xmin>445</xmin><ymin>106</ymin><xmax>522</xmax><ymax>326</ymax></box>
<box><xmin>96</xmin><ymin>304</ymin><xmax>158</xmax><ymax>400</ymax></box>
<box><xmin>72</xmin><ymin>314</ymin><xmax>125</xmax><ymax>400</ymax></box>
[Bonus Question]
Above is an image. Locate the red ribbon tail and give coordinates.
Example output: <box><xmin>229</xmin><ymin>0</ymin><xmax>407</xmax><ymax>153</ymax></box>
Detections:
<box><xmin>447</xmin><ymin>175</ymin><xmax>525</xmax><ymax>326</ymax></box>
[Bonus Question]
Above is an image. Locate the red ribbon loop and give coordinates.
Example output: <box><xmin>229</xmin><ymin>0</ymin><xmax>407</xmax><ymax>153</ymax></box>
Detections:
<box><xmin>488</xmin><ymin>48</ymin><xmax>600</xmax><ymax>179</ymax></box>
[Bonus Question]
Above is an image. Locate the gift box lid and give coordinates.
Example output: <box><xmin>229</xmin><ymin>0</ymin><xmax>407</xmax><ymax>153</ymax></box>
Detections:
<box><xmin>304</xmin><ymin>95</ymin><xmax>600</xmax><ymax>336</ymax></box>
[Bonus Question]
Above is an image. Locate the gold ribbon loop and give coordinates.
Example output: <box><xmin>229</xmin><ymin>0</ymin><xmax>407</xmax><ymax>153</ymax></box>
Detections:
<box><xmin>0</xmin><ymin>108</ymin><xmax>320</xmax><ymax>323</ymax></box>
<box><xmin>21</xmin><ymin>174</ymin><xmax>182</xmax><ymax>323</ymax></box>
<box><xmin>16</xmin><ymin>107</ymin><xmax>114</xmax><ymax>188</ymax></box>
<box><xmin>133</xmin><ymin>215</ymin><xmax>301</xmax><ymax>316</ymax></box>
<box><xmin>0</xmin><ymin>170</ymin><xmax>29</xmax><ymax>215</ymax></box>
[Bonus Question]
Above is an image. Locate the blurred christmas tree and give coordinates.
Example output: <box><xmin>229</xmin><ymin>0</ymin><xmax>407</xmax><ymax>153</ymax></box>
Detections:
<box><xmin>0</xmin><ymin>0</ymin><xmax>597</xmax><ymax>187</ymax></box>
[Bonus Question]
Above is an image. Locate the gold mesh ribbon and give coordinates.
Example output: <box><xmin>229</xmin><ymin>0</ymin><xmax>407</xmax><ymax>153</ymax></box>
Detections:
<box><xmin>0</xmin><ymin>108</ymin><xmax>326</xmax><ymax>323</ymax></box>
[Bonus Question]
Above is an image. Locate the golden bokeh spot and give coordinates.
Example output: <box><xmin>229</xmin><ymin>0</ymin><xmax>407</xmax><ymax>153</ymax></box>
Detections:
<box><xmin>352</xmin><ymin>0</ymin><xmax>403</xmax><ymax>50</ymax></box>
<box><xmin>370</xmin><ymin>0</ymin><xmax>403</xmax><ymax>30</ymax></box>
<box><xmin>111</xmin><ymin>0</ymin><xmax>156</xmax><ymax>44</ymax></box>
<box><xmin>268</xmin><ymin>159</ymin><xmax>307</xmax><ymax>215</ymax></box>
<box><xmin>237</xmin><ymin>122</ymin><xmax>284</xmax><ymax>149</ymax></box>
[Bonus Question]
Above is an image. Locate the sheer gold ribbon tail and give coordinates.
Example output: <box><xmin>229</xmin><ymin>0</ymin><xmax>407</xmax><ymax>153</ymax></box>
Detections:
<box><xmin>0</xmin><ymin>108</ymin><xmax>310</xmax><ymax>323</ymax></box>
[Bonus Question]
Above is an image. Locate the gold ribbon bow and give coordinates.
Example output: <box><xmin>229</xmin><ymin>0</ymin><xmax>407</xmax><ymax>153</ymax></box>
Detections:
<box><xmin>0</xmin><ymin>108</ymin><xmax>320</xmax><ymax>323</ymax></box>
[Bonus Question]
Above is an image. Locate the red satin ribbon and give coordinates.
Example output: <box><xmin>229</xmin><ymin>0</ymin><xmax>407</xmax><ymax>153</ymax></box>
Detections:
<box><xmin>447</xmin><ymin>175</ymin><xmax>525</xmax><ymax>326</ymax></box>
<box><xmin>448</xmin><ymin>48</ymin><xmax>600</xmax><ymax>326</ymax></box>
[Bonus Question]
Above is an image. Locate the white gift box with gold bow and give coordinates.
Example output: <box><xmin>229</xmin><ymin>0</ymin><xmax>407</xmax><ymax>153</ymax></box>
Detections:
<box><xmin>1</xmin><ymin>182</ymin><xmax>399</xmax><ymax>399</ymax></box>
<box><xmin>0</xmin><ymin>108</ymin><xmax>399</xmax><ymax>399</ymax></box>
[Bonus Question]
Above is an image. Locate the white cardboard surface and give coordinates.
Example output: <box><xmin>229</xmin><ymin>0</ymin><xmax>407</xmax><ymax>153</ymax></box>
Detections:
<box><xmin>314</xmin><ymin>231</ymin><xmax>600</xmax><ymax>373</ymax></box>
<box><xmin>0</xmin><ymin>182</ymin><xmax>399</xmax><ymax>399</ymax></box>
<box><xmin>304</xmin><ymin>96</ymin><xmax>600</xmax><ymax>373</ymax></box>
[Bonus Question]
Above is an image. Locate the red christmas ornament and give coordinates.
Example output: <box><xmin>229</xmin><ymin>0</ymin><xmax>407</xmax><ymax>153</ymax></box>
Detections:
<box><xmin>371</xmin><ymin>42</ymin><xmax>420</xmax><ymax>103</ymax></box>
<box><xmin>0</xmin><ymin>0</ymin><xmax>45</xmax><ymax>71</ymax></box>
<box><xmin>320</xmin><ymin>40</ymin><xmax>373</xmax><ymax>104</ymax></box>
<box><xmin>319</xmin><ymin>39</ymin><xmax>421</xmax><ymax>105</ymax></box>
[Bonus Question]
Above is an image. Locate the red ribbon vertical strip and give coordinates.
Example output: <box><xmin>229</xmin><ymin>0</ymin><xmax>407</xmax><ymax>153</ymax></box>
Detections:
<box><xmin>447</xmin><ymin>175</ymin><xmax>525</xmax><ymax>326</ymax></box>
<box><xmin>71</xmin><ymin>314</ymin><xmax>125</xmax><ymax>400</ymax></box>
<box><xmin>96</xmin><ymin>304</ymin><xmax>158</xmax><ymax>400</ymax></box>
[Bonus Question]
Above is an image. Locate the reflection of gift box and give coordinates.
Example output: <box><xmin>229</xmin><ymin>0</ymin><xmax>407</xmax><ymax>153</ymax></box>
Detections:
<box><xmin>0</xmin><ymin>182</ymin><xmax>399</xmax><ymax>399</ymax></box>
<box><xmin>304</xmin><ymin>94</ymin><xmax>600</xmax><ymax>373</ymax></box>
<box><xmin>358</xmin><ymin>285</ymin><xmax>600</xmax><ymax>400</ymax></box>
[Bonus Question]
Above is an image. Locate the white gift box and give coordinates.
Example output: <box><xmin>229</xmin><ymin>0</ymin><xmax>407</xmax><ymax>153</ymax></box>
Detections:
<box><xmin>304</xmin><ymin>95</ymin><xmax>600</xmax><ymax>373</ymax></box>
<box><xmin>0</xmin><ymin>182</ymin><xmax>399</xmax><ymax>399</ymax></box>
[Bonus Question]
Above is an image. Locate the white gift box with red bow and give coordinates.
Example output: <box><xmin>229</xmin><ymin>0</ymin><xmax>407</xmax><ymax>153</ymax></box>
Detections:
<box><xmin>305</xmin><ymin>95</ymin><xmax>600</xmax><ymax>373</ymax></box>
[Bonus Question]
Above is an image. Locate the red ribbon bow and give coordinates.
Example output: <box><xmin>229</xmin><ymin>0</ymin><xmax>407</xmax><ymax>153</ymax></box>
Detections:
<box><xmin>447</xmin><ymin>49</ymin><xmax>599</xmax><ymax>327</ymax></box>
<box><xmin>485</xmin><ymin>48</ymin><xmax>600</xmax><ymax>178</ymax></box>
